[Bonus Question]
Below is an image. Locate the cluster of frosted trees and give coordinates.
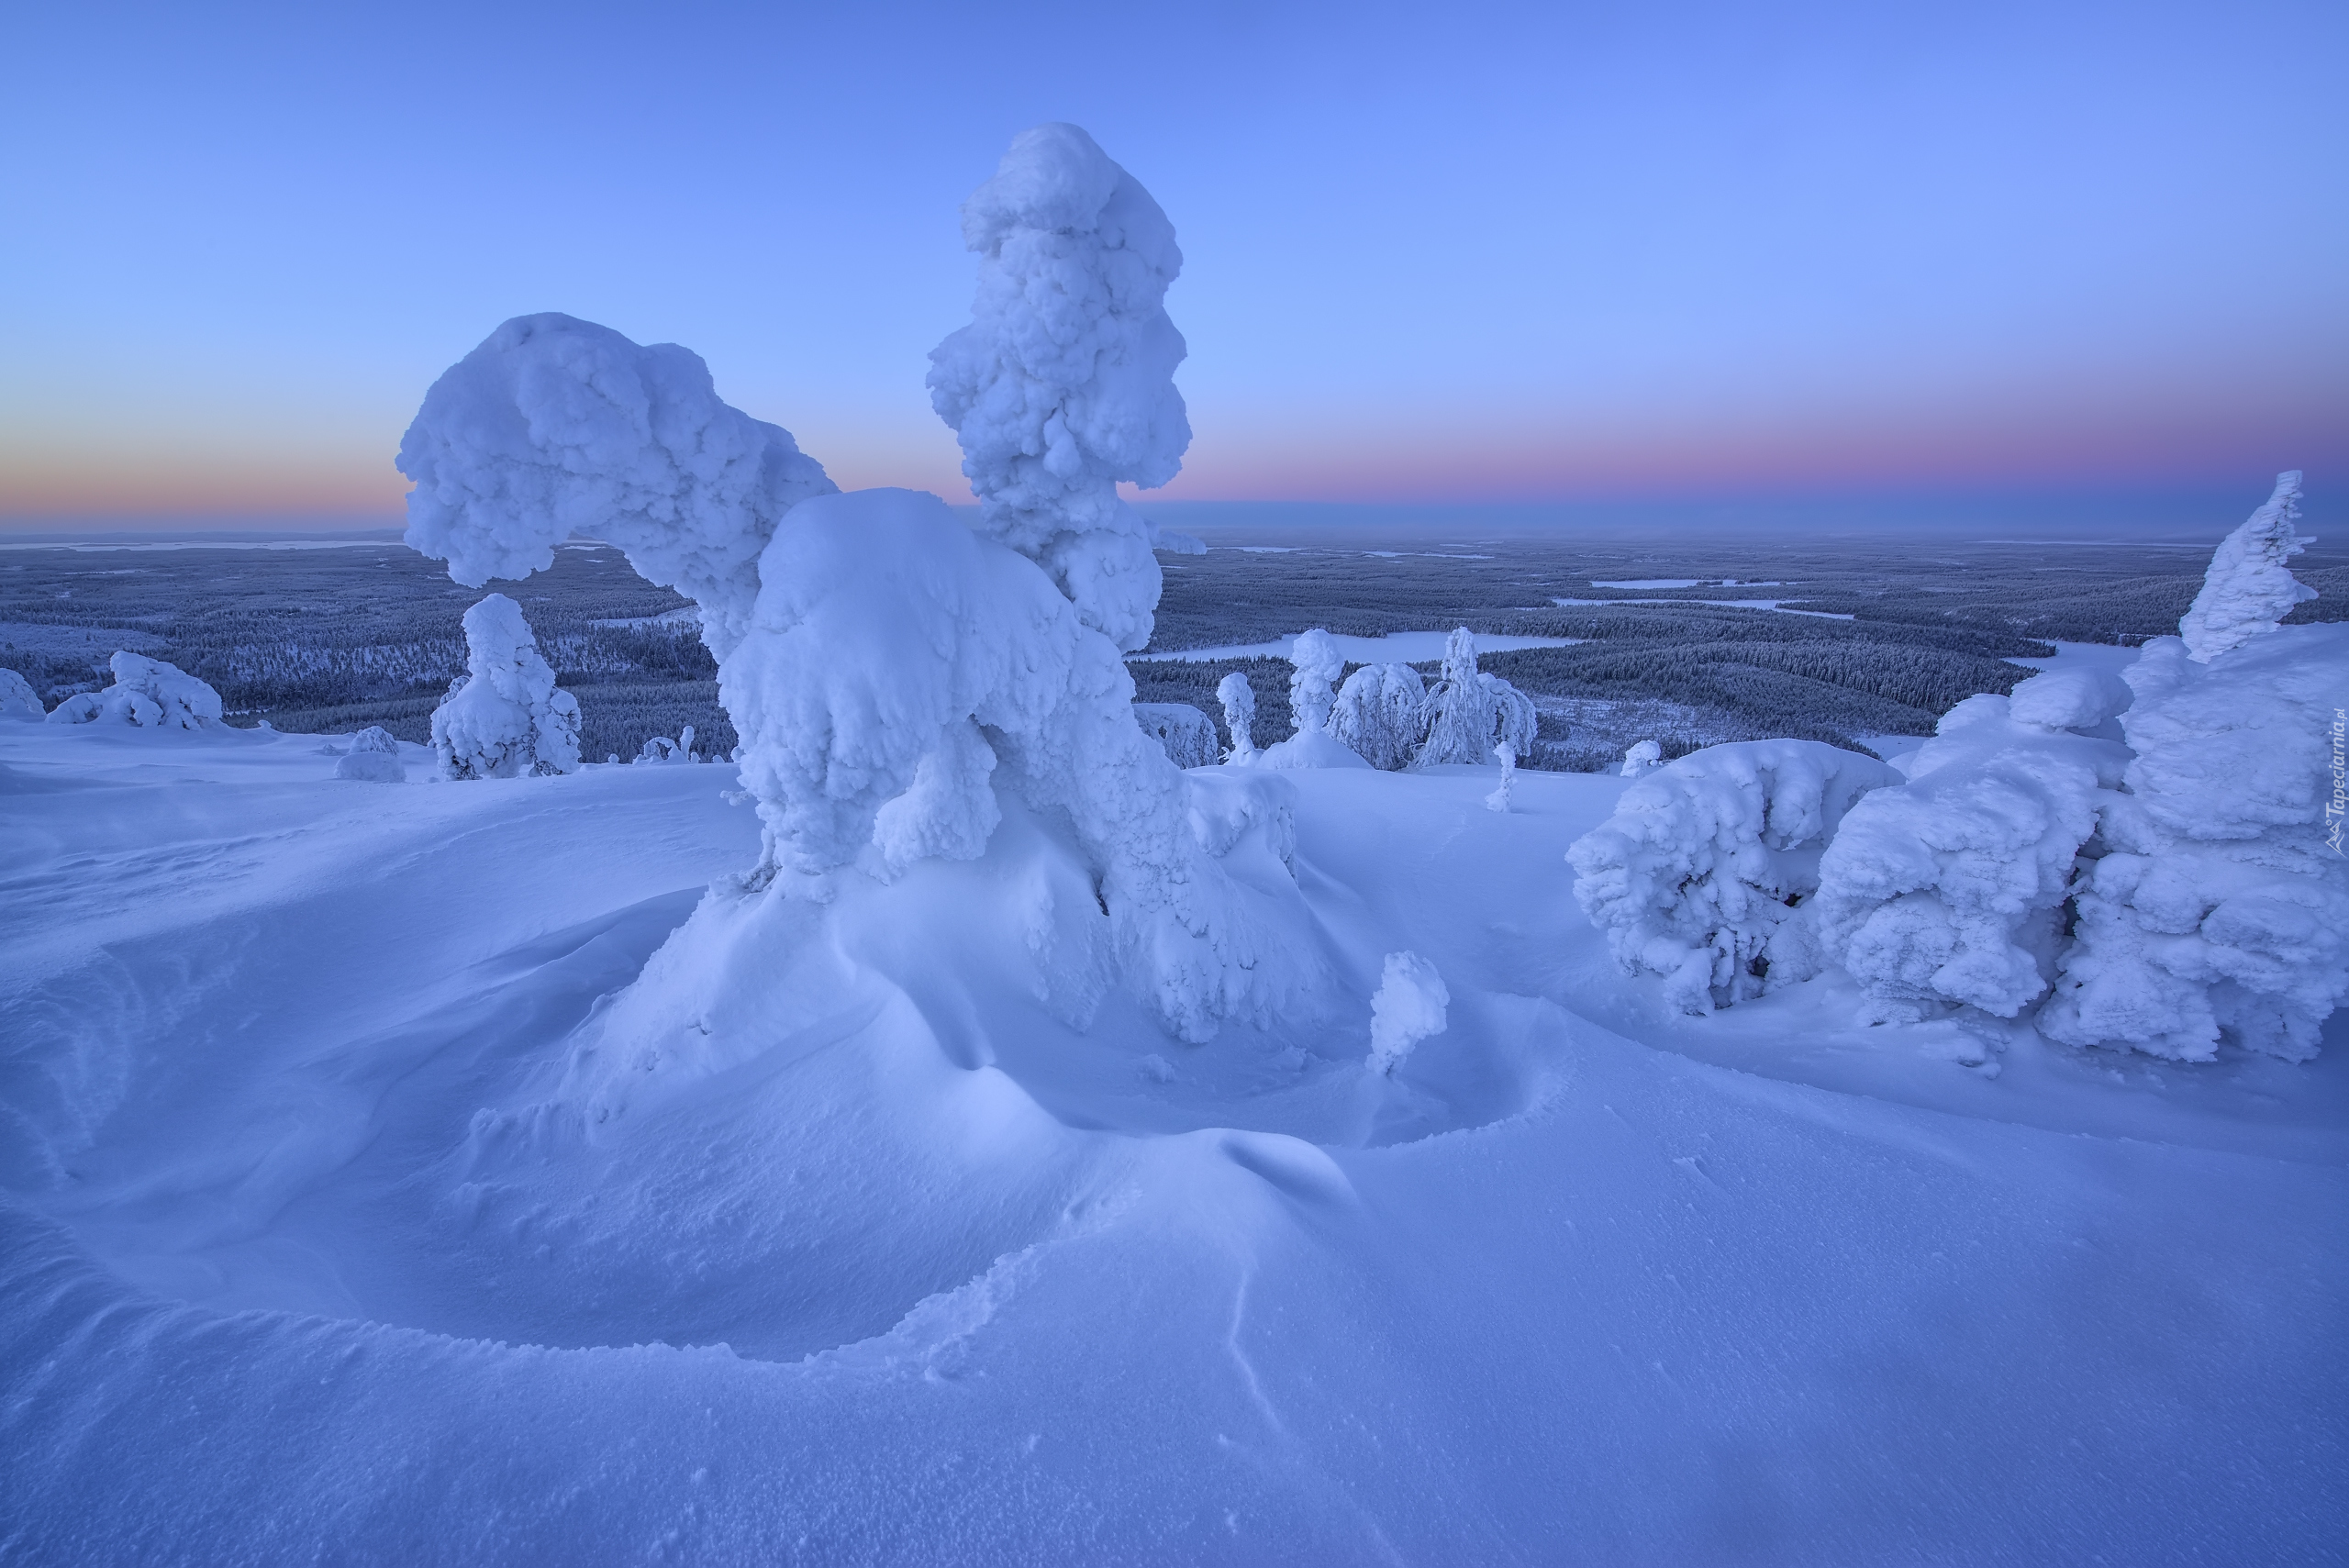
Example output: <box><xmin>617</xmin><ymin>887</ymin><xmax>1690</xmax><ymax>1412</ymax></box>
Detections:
<box><xmin>1571</xmin><ymin>473</ymin><xmax>2347</xmax><ymax>1063</ymax></box>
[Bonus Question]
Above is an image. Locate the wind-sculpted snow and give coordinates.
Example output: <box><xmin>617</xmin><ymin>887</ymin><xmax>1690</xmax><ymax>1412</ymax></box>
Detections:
<box><xmin>1811</xmin><ymin>676</ymin><xmax>2132</xmax><ymax>1019</ymax></box>
<box><xmin>1569</xmin><ymin>740</ymin><xmax>1900</xmax><ymax>1014</ymax></box>
<box><xmin>396</xmin><ymin>313</ymin><xmax>837</xmax><ymax>661</ymax></box>
<box><xmin>431</xmin><ymin>595</ymin><xmax>581</xmax><ymax>780</ymax></box>
<box><xmin>44</xmin><ymin>651</ymin><xmax>222</xmax><ymax>729</ymax></box>
<box><xmin>1419</xmin><ymin>628</ymin><xmax>1538</xmax><ymax>767</ymax></box>
<box><xmin>2041</xmin><ymin>625</ymin><xmax>2349</xmax><ymax>1061</ymax></box>
<box><xmin>1367</xmin><ymin>951</ymin><xmax>1448</xmax><ymax>1074</ymax></box>
<box><xmin>722</xmin><ymin>487</ymin><xmax>1303</xmax><ymax>1041</ymax></box>
<box><xmin>928</xmin><ymin>123</ymin><xmax>1190</xmax><ymax>652</ymax></box>
<box><xmin>2179</xmin><ymin>471</ymin><xmax>2314</xmax><ymax>663</ymax></box>
<box><xmin>1330</xmin><ymin>662</ymin><xmax>1428</xmax><ymax>771</ymax></box>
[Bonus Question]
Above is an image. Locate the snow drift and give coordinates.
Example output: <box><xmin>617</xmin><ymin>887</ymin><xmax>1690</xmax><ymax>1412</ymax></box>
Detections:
<box><xmin>44</xmin><ymin>651</ymin><xmax>222</xmax><ymax>729</ymax></box>
<box><xmin>431</xmin><ymin>595</ymin><xmax>582</xmax><ymax>780</ymax></box>
<box><xmin>1569</xmin><ymin>740</ymin><xmax>1900</xmax><ymax>1015</ymax></box>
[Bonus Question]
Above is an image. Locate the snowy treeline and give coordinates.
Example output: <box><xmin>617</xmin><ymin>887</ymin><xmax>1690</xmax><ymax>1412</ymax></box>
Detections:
<box><xmin>1269</xmin><ymin>626</ymin><xmax>1537</xmax><ymax>777</ymax></box>
<box><xmin>1570</xmin><ymin>474</ymin><xmax>2349</xmax><ymax>1061</ymax></box>
<box><xmin>429</xmin><ymin>595</ymin><xmax>582</xmax><ymax>780</ymax></box>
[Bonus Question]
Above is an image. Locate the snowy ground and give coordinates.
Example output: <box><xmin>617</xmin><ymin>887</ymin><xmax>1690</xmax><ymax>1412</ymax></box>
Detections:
<box><xmin>3</xmin><ymin>719</ymin><xmax>2343</xmax><ymax>1562</ymax></box>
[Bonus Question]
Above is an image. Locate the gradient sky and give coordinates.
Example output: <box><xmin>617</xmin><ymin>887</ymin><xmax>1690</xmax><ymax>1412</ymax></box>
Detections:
<box><xmin>3</xmin><ymin>0</ymin><xmax>2343</xmax><ymax>523</ymax></box>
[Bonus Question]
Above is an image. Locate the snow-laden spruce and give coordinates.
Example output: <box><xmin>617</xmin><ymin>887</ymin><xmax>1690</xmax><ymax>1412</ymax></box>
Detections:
<box><xmin>2179</xmin><ymin>471</ymin><xmax>2313</xmax><ymax>663</ymax></box>
<box><xmin>1287</xmin><ymin>629</ymin><xmax>1344</xmax><ymax>737</ymax></box>
<box><xmin>1418</xmin><ymin>628</ymin><xmax>1538</xmax><ymax>768</ymax></box>
<box><xmin>1620</xmin><ymin>740</ymin><xmax>1663</xmax><ymax>778</ymax></box>
<box><xmin>1809</xmin><ymin>673</ymin><xmax>2132</xmax><ymax>1020</ymax></box>
<box><xmin>927</xmin><ymin>123</ymin><xmax>1192</xmax><ymax>654</ymax></box>
<box><xmin>334</xmin><ymin>726</ymin><xmax>406</xmax><ymax>783</ymax></box>
<box><xmin>431</xmin><ymin>595</ymin><xmax>582</xmax><ymax>780</ymax></box>
<box><xmin>1367</xmin><ymin>951</ymin><xmax>1448</xmax><ymax>1075</ymax></box>
<box><xmin>2039</xmin><ymin>625</ymin><xmax>2349</xmax><ymax>1061</ymax></box>
<box><xmin>396</xmin><ymin>313</ymin><xmax>837</xmax><ymax>661</ymax></box>
<box><xmin>1569</xmin><ymin>740</ymin><xmax>1900</xmax><ymax>1015</ymax></box>
<box><xmin>46</xmin><ymin>652</ymin><xmax>222</xmax><ymax>729</ymax></box>
<box><xmin>1330</xmin><ymin>662</ymin><xmax>1428</xmax><ymax>771</ymax></box>
<box><xmin>1216</xmin><ymin>671</ymin><xmax>1258</xmax><ymax>761</ymax></box>
<box><xmin>1134</xmin><ymin>704</ymin><xmax>1218</xmax><ymax>769</ymax></box>
<box><xmin>0</xmin><ymin>667</ymin><xmax>43</xmax><ymax>720</ymax></box>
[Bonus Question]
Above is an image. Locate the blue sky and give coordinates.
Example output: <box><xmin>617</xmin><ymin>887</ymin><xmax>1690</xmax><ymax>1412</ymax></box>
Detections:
<box><xmin>2</xmin><ymin>0</ymin><xmax>2342</xmax><ymax>522</ymax></box>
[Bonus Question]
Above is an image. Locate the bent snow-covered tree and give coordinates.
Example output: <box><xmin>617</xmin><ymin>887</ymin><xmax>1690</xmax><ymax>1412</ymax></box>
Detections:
<box><xmin>1418</xmin><ymin>628</ymin><xmax>1537</xmax><ymax>768</ymax></box>
<box><xmin>431</xmin><ymin>595</ymin><xmax>582</xmax><ymax>780</ymax></box>
<box><xmin>45</xmin><ymin>652</ymin><xmax>222</xmax><ymax>729</ymax></box>
<box><xmin>1134</xmin><ymin>703</ymin><xmax>1218</xmax><ymax>769</ymax></box>
<box><xmin>0</xmin><ymin>667</ymin><xmax>41</xmax><ymax>720</ymax></box>
<box><xmin>2178</xmin><ymin>471</ymin><xmax>2313</xmax><ymax>663</ymax></box>
<box><xmin>1330</xmin><ymin>662</ymin><xmax>1428</xmax><ymax>770</ymax></box>
<box><xmin>1569</xmin><ymin>740</ymin><xmax>1900</xmax><ymax>1015</ymax></box>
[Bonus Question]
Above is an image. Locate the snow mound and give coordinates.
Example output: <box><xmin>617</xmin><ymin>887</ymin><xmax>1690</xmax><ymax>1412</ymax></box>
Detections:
<box><xmin>1216</xmin><ymin>671</ymin><xmax>1258</xmax><ymax>761</ymax></box>
<box><xmin>2178</xmin><ymin>471</ymin><xmax>2314</xmax><ymax>664</ymax></box>
<box><xmin>1330</xmin><ymin>662</ymin><xmax>1428</xmax><ymax>771</ymax></box>
<box><xmin>1570</xmin><ymin>740</ymin><xmax>1900</xmax><ymax>1014</ymax></box>
<box><xmin>44</xmin><ymin>651</ymin><xmax>222</xmax><ymax>729</ymax></box>
<box><xmin>1367</xmin><ymin>951</ymin><xmax>1448</xmax><ymax>1074</ymax></box>
<box><xmin>1134</xmin><ymin>703</ymin><xmax>1217</xmax><ymax>769</ymax></box>
<box><xmin>1811</xmin><ymin>693</ymin><xmax>2130</xmax><ymax>1020</ymax></box>
<box><xmin>333</xmin><ymin>726</ymin><xmax>406</xmax><ymax>783</ymax></box>
<box><xmin>2041</xmin><ymin>625</ymin><xmax>2349</xmax><ymax>1061</ymax></box>
<box><xmin>927</xmin><ymin>123</ymin><xmax>1189</xmax><ymax>653</ymax></box>
<box><xmin>1287</xmin><ymin>628</ymin><xmax>1344</xmax><ymax>737</ymax></box>
<box><xmin>2007</xmin><ymin>665</ymin><xmax>2132</xmax><ymax>732</ymax></box>
<box><xmin>431</xmin><ymin>595</ymin><xmax>582</xmax><ymax>780</ymax></box>
<box><xmin>1418</xmin><ymin>628</ymin><xmax>1537</xmax><ymax>768</ymax></box>
<box><xmin>396</xmin><ymin>312</ymin><xmax>837</xmax><ymax>661</ymax></box>
<box><xmin>0</xmin><ymin>667</ymin><xmax>41</xmax><ymax>720</ymax></box>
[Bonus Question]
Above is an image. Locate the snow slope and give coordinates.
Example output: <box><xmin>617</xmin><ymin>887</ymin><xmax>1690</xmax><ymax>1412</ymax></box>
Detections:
<box><xmin>2</xmin><ymin>720</ymin><xmax>2343</xmax><ymax>1562</ymax></box>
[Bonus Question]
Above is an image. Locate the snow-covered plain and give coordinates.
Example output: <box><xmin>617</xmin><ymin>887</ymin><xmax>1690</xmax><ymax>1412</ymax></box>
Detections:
<box><xmin>1140</xmin><ymin>629</ymin><xmax>1582</xmax><ymax>662</ymax></box>
<box><xmin>2</xmin><ymin>714</ymin><xmax>2343</xmax><ymax>1561</ymax></box>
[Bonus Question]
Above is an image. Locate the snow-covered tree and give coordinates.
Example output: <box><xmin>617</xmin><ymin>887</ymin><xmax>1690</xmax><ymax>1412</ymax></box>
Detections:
<box><xmin>1485</xmin><ymin>741</ymin><xmax>1519</xmax><ymax>812</ymax></box>
<box><xmin>431</xmin><ymin>595</ymin><xmax>582</xmax><ymax>780</ymax></box>
<box><xmin>1216</xmin><ymin>671</ymin><xmax>1258</xmax><ymax>761</ymax></box>
<box><xmin>45</xmin><ymin>652</ymin><xmax>221</xmax><ymax>729</ymax></box>
<box><xmin>1418</xmin><ymin>628</ymin><xmax>1539</xmax><ymax>769</ymax></box>
<box><xmin>1367</xmin><ymin>951</ymin><xmax>1448</xmax><ymax>1075</ymax></box>
<box><xmin>397</xmin><ymin>313</ymin><xmax>837</xmax><ymax>662</ymax></box>
<box><xmin>2038</xmin><ymin>624</ymin><xmax>2349</xmax><ymax>1062</ymax></box>
<box><xmin>0</xmin><ymin>668</ymin><xmax>43</xmax><ymax>720</ymax></box>
<box><xmin>1569</xmin><ymin>740</ymin><xmax>1901</xmax><ymax>1015</ymax></box>
<box><xmin>1288</xmin><ymin>629</ymin><xmax>1343</xmax><ymax>736</ymax></box>
<box><xmin>334</xmin><ymin>726</ymin><xmax>406</xmax><ymax>783</ymax></box>
<box><xmin>635</xmin><ymin>725</ymin><xmax>697</xmax><ymax>764</ymax></box>
<box><xmin>1809</xmin><ymin>672</ymin><xmax>2132</xmax><ymax>1021</ymax></box>
<box><xmin>927</xmin><ymin>122</ymin><xmax>1193</xmax><ymax>653</ymax></box>
<box><xmin>1620</xmin><ymin>740</ymin><xmax>1663</xmax><ymax>778</ymax></box>
<box><xmin>1330</xmin><ymin>662</ymin><xmax>1427</xmax><ymax>769</ymax></box>
<box><xmin>2179</xmin><ymin>471</ymin><xmax>2314</xmax><ymax>663</ymax></box>
<box><xmin>1134</xmin><ymin>703</ymin><xmax>1218</xmax><ymax>769</ymax></box>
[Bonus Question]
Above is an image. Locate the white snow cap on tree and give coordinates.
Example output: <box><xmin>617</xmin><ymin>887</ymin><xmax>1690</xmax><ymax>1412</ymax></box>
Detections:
<box><xmin>45</xmin><ymin>652</ymin><xmax>222</xmax><ymax>729</ymax></box>
<box><xmin>0</xmin><ymin>668</ymin><xmax>43</xmax><ymax>720</ymax></box>
<box><xmin>1330</xmin><ymin>662</ymin><xmax>1427</xmax><ymax>770</ymax></box>
<box><xmin>1570</xmin><ymin>740</ymin><xmax>1900</xmax><ymax>1015</ymax></box>
<box><xmin>396</xmin><ymin>313</ymin><xmax>837</xmax><ymax>661</ymax></box>
<box><xmin>927</xmin><ymin>123</ymin><xmax>1191</xmax><ymax>653</ymax></box>
<box><xmin>1368</xmin><ymin>951</ymin><xmax>1449</xmax><ymax>1075</ymax></box>
<box><xmin>431</xmin><ymin>595</ymin><xmax>582</xmax><ymax>780</ymax></box>
<box><xmin>1810</xmin><ymin>688</ymin><xmax>2131</xmax><ymax>1020</ymax></box>
<box><xmin>1216</xmin><ymin>671</ymin><xmax>1258</xmax><ymax>760</ymax></box>
<box><xmin>334</xmin><ymin>726</ymin><xmax>406</xmax><ymax>783</ymax></box>
<box><xmin>1419</xmin><ymin>628</ymin><xmax>1538</xmax><ymax>767</ymax></box>
<box><xmin>2040</xmin><ymin>625</ymin><xmax>2349</xmax><ymax>1061</ymax></box>
<box><xmin>1287</xmin><ymin>629</ymin><xmax>1344</xmax><ymax>736</ymax></box>
<box><xmin>1620</xmin><ymin>740</ymin><xmax>1663</xmax><ymax>778</ymax></box>
<box><xmin>2179</xmin><ymin>471</ymin><xmax>2314</xmax><ymax>663</ymax></box>
<box><xmin>1135</xmin><ymin>703</ymin><xmax>1218</xmax><ymax>769</ymax></box>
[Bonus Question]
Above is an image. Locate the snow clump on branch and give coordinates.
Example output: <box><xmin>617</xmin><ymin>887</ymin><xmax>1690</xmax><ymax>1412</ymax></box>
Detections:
<box><xmin>2179</xmin><ymin>471</ymin><xmax>2314</xmax><ymax>663</ymax></box>
<box><xmin>927</xmin><ymin>123</ymin><xmax>1191</xmax><ymax>653</ymax></box>
<box><xmin>46</xmin><ymin>653</ymin><xmax>222</xmax><ymax>729</ymax></box>
<box><xmin>431</xmin><ymin>595</ymin><xmax>582</xmax><ymax>780</ymax></box>
<box><xmin>1569</xmin><ymin>740</ymin><xmax>1901</xmax><ymax>1015</ymax></box>
<box><xmin>396</xmin><ymin>313</ymin><xmax>837</xmax><ymax>662</ymax></box>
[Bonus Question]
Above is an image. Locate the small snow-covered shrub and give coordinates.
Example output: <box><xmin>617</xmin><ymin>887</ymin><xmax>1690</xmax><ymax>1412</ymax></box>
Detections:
<box><xmin>432</xmin><ymin>595</ymin><xmax>582</xmax><ymax>780</ymax></box>
<box><xmin>45</xmin><ymin>652</ymin><xmax>222</xmax><ymax>729</ymax></box>
<box><xmin>334</xmin><ymin>726</ymin><xmax>406</xmax><ymax>783</ymax></box>
<box><xmin>1330</xmin><ymin>662</ymin><xmax>1427</xmax><ymax>770</ymax></box>
<box><xmin>1368</xmin><ymin>951</ymin><xmax>1448</xmax><ymax>1074</ymax></box>
<box><xmin>1570</xmin><ymin>740</ymin><xmax>1901</xmax><ymax>1015</ymax></box>
<box><xmin>1620</xmin><ymin>740</ymin><xmax>1663</xmax><ymax>778</ymax></box>
<box><xmin>635</xmin><ymin>725</ymin><xmax>697</xmax><ymax>764</ymax></box>
<box><xmin>1216</xmin><ymin>671</ymin><xmax>1258</xmax><ymax>760</ymax></box>
<box><xmin>1135</xmin><ymin>704</ymin><xmax>1218</xmax><ymax>769</ymax></box>
<box><xmin>1809</xmin><ymin>673</ymin><xmax>2132</xmax><ymax>1019</ymax></box>
<box><xmin>927</xmin><ymin>122</ymin><xmax>1189</xmax><ymax>654</ymax></box>
<box><xmin>1</xmin><ymin>668</ymin><xmax>44</xmax><ymax>720</ymax></box>
<box><xmin>1287</xmin><ymin>629</ymin><xmax>1343</xmax><ymax>737</ymax></box>
<box><xmin>2039</xmin><ymin>623</ymin><xmax>2349</xmax><ymax>1062</ymax></box>
<box><xmin>1418</xmin><ymin>628</ymin><xmax>1537</xmax><ymax>768</ymax></box>
<box><xmin>2178</xmin><ymin>471</ymin><xmax>2312</xmax><ymax>663</ymax></box>
<box><xmin>1485</xmin><ymin>741</ymin><xmax>1518</xmax><ymax>812</ymax></box>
